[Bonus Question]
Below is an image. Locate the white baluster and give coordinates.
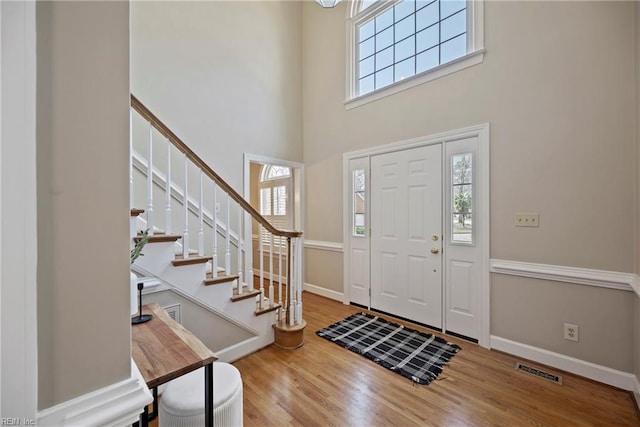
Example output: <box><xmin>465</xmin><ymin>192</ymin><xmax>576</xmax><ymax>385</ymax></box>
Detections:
<box><xmin>198</xmin><ymin>171</ymin><xmax>204</xmax><ymax>256</ymax></box>
<box><xmin>165</xmin><ymin>138</ymin><xmax>172</xmax><ymax>234</ymax></box>
<box><xmin>212</xmin><ymin>183</ymin><xmax>218</xmax><ymax>278</ymax></box>
<box><xmin>278</xmin><ymin>235</ymin><xmax>283</xmax><ymax>313</ymax></box>
<box><xmin>296</xmin><ymin>237</ymin><xmax>303</xmax><ymax>323</ymax></box>
<box><xmin>288</xmin><ymin>237</ymin><xmax>295</xmax><ymax>325</ymax></box>
<box><xmin>146</xmin><ymin>123</ymin><xmax>154</xmax><ymax>235</ymax></box>
<box><xmin>237</xmin><ymin>202</ymin><xmax>243</xmax><ymax>295</ymax></box>
<box><xmin>268</xmin><ymin>234</ymin><xmax>274</xmax><ymax>306</ymax></box>
<box><xmin>259</xmin><ymin>224</ymin><xmax>264</xmax><ymax>310</ymax></box>
<box><xmin>182</xmin><ymin>153</ymin><xmax>189</xmax><ymax>258</ymax></box>
<box><xmin>225</xmin><ymin>195</ymin><xmax>231</xmax><ymax>275</ymax></box>
<box><xmin>283</xmin><ymin>236</ymin><xmax>288</xmax><ymax>320</ymax></box>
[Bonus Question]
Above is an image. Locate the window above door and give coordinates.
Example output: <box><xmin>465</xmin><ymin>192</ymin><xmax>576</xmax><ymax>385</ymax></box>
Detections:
<box><xmin>346</xmin><ymin>0</ymin><xmax>485</xmax><ymax>109</ymax></box>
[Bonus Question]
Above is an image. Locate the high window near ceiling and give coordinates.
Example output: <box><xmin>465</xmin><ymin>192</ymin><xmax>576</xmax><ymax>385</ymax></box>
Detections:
<box><xmin>347</xmin><ymin>0</ymin><xmax>484</xmax><ymax>108</ymax></box>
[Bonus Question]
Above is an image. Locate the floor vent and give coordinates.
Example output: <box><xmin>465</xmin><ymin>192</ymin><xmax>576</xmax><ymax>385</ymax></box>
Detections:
<box><xmin>515</xmin><ymin>362</ymin><xmax>563</xmax><ymax>385</ymax></box>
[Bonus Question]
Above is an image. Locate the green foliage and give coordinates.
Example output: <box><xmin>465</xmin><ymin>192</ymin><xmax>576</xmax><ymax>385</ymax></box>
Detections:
<box><xmin>454</xmin><ymin>191</ymin><xmax>471</xmax><ymax>225</ymax></box>
<box><xmin>130</xmin><ymin>229</ymin><xmax>151</xmax><ymax>264</ymax></box>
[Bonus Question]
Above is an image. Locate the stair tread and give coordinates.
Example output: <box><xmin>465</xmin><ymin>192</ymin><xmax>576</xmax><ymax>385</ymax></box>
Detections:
<box><xmin>203</xmin><ymin>273</ymin><xmax>239</xmax><ymax>286</ymax></box>
<box><xmin>172</xmin><ymin>255</ymin><xmax>212</xmax><ymax>267</ymax></box>
<box><xmin>134</xmin><ymin>233</ymin><xmax>182</xmax><ymax>243</ymax></box>
<box><xmin>230</xmin><ymin>287</ymin><xmax>260</xmax><ymax>302</ymax></box>
<box><xmin>255</xmin><ymin>303</ymin><xmax>281</xmax><ymax>316</ymax></box>
<box><xmin>130</xmin><ymin>208</ymin><xmax>145</xmax><ymax>217</ymax></box>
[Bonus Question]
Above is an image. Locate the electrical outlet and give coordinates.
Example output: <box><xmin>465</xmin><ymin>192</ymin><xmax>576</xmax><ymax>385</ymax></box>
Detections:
<box><xmin>515</xmin><ymin>212</ymin><xmax>539</xmax><ymax>227</ymax></box>
<box><xmin>564</xmin><ymin>323</ymin><xmax>579</xmax><ymax>342</ymax></box>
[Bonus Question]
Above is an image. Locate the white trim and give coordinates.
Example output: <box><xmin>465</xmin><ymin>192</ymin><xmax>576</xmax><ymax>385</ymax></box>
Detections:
<box><xmin>490</xmin><ymin>336</ymin><xmax>637</xmax><ymax>391</ymax></box>
<box><xmin>215</xmin><ymin>336</ymin><xmax>262</xmax><ymax>363</ymax></box>
<box><xmin>344</xmin><ymin>123</ymin><xmax>491</xmax><ymax>159</ymax></box>
<box><xmin>345</xmin><ymin>50</ymin><xmax>485</xmax><ymax>110</ymax></box>
<box><xmin>303</xmin><ymin>283</ymin><xmax>344</xmax><ymax>302</ymax></box>
<box><xmin>633</xmin><ymin>375</ymin><xmax>640</xmax><ymax>410</ymax></box>
<box><xmin>37</xmin><ymin>360</ymin><xmax>152</xmax><ymax>426</ymax></box>
<box><xmin>132</xmin><ymin>265</ymin><xmax>260</xmax><ymax>336</ymax></box>
<box><xmin>1</xmin><ymin>1</ymin><xmax>38</xmax><ymax>418</ymax></box>
<box><xmin>342</xmin><ymin>123</ymin><xmax>490</xmax><ymax>346</ymax></box>
<box><xmin>304</xmin><ymin>240</ymin><xmax>344</xmax><ymax>253</ymax></box>
<box><xmin>243</xmin><ymin>153</ymin><xmax>305</xmax><ymax>293</ymax></box>
<box><xmin>490</xmin><ymin>259</ymin><xmax>636</xmax><ymax>292</ymax></box>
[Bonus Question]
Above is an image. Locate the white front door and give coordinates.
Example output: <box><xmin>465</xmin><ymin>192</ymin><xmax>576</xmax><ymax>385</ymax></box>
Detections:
<box><xmin>370</xmin><ymin>144</ymin><xmax>442</xmax><ymax>329</ymax></box>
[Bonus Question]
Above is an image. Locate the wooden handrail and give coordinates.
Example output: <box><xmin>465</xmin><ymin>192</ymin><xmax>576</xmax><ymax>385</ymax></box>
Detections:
<box><xmin>131</xmin><ymin>95</ymin><xmax>302</xmax><ymax>239</ymax></box>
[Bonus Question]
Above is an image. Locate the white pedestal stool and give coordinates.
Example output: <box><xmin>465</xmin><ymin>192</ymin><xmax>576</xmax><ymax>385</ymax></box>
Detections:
<box><xmin>159</xmin><ymin>362</ymin><xmax>243</xmax><ymax>427</ymax></box>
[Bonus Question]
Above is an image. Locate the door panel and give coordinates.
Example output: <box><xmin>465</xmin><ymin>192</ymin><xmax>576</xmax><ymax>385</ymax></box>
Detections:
<box><xmin>371</xmin><ymin>144</ymin><xmax>442</xmax><ymax>328</ymax></box>
<box><xmin>348</xmin><ymin>157</ymin><xmax>370</xmax><ymax>306</ymax></box>
<box><xmin>445</xmin><ymin>137</ymin><xmax>480</xmax><ymax>340</ymax></box>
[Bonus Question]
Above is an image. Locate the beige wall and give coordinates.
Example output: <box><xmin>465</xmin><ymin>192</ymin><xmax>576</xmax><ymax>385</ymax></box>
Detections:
<box><xmin>492</xmin><ymin>276</ymin><xmax>634</xmax><ymax>372</ymax></box>
<box><xmin>635</xmin><ymin>1</ymin><xmax>640</xmax><ymax>381</ymax></box>
<box><xmin>142</xmin><ymin>290</ymin><xmax>253</xmax><ymax>353</ymax></box>
<box><xmin>36</xmin><ymin>1</ymin><xmax>131</xmax><ymax>408</ymax></box>
<box><xmin>131</xmin><ymin>1</ymin><xmax>303</xmax><ymax>192</ymax></box>
<box><xmin>302</xmin><ymin>1</ymin><xmax>637</xmax><ymax>369</ymax></box>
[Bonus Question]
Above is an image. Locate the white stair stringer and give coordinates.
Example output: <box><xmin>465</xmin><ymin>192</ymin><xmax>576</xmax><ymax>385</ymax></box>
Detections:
<box><xmin>132</xmin><ymin>239</ymin><xmax>277</xmax><ymax>360</ymax></box>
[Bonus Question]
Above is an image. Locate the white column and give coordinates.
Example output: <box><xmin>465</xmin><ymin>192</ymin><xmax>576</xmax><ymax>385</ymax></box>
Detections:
<box><xmin>268</xmin><ymin>234</ymin><xmax>274</xmax><ymax>306</ymax></box>
<box><xmin>182</xmin><ymin>153</ymin><xmax>189</xmax><ymax>258</ymax></box>
<box><xmin>278</xmin><ymin>235</ymin><xmax>283</xmax><ymax>309</ymax></box>
<box><xmin>165</xmin><ymin>138</ymin><xmax>172</xmax><ymax>234</ymax></box>
<box><xmin>259</xmin><ymin>224</ymin><xmax>264</xmax><ymax>310</ymax></box>
<box><xmin>212</xmin><ymin>183</ymin><xmax>218</xmax><ymax>278</ymax></box>
<box><xmin>237</xmin><ymin>202</ymin><xmax>243</xmax><ymax>295</ymax></box>
<box><xmin>129</xmin><ymin>110</ymin><xmax>133</xmax><ymax>208</ymax></box>
<box><xmin>225</xmin><ymin>194</ymin><xmax>231</xmax><ymax>275</ymax></box>
<box><xmin>146</xmin><ymin>122</ymin><xmax>154</xmax><ymax>235</ymax></box>
<box><xmin>296</xmin><ymin>237</ymin><xmax>303</xmax><ymax>323</ymax></box>
<box><xmin>198</xmin><ymin>171</ymin><xmax>204</xmax><ymax>256</ymax></box>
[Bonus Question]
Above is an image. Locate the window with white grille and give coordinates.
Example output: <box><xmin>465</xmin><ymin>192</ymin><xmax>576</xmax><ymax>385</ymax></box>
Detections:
<box><xmin>347</xmin><ymin>0</ymin><xmax>484</xmax><ymax>107</ymax></box>
<box><xmin>259</xmin><ymin>164</ymin><xmax>293</xmax><ymax>245</ymax></box>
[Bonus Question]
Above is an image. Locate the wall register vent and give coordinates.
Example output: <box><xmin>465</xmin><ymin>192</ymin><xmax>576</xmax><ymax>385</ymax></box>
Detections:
<box><xmin>515</xmin><ymin>362</ymin><xmax>563</xmax><ymax>385</ymax></box>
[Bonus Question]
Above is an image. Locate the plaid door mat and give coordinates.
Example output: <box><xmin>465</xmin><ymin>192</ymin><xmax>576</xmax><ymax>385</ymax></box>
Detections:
<box><xmin>316</xmin><ymin>312</ymin><xmax>461</xmax><ymax>384</ymax></box>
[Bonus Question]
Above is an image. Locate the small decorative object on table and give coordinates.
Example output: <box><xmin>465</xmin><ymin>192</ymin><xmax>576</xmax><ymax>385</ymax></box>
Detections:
<box><xmin>131</xmin><ymin>229</ymin><xmax>152</xmax><ymax>325</ymax></box>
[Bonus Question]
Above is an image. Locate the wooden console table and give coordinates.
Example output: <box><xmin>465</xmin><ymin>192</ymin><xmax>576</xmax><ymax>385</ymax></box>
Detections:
<box><xmin>132</xmin><ymin>303</ymin><xmax>218</xmax><ymax>427</ymax></box>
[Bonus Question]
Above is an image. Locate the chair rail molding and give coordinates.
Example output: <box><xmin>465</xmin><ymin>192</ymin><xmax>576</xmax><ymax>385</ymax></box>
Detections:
<box><xmin>490</xmin><ymin>259</ymin><xmax>637</xmax><ymax>294</ymax></box>
<box><xmin>304</xmin><ymin>240</ymin><xmax>343</xmax><ymax>253</ymax></box>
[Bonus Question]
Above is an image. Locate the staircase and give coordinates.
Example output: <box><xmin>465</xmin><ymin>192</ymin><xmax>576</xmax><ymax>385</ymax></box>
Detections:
<box><xmin>129</xmin><ymin>95</ymin><xmax>305</xmax><ymax>359</ymax></box>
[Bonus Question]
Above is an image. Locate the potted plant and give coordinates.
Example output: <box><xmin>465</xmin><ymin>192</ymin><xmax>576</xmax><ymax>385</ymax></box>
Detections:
<box><xmin>130</xmin><ymin>230</ymin><xmax>151</xmax><ymax>316</ymax></box>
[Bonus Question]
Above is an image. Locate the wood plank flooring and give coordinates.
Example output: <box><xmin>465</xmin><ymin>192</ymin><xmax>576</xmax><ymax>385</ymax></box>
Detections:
<box><xmin>234</xmin><ymin>292</ymin><xmax>639</xmax><ymax>427</ymax></box>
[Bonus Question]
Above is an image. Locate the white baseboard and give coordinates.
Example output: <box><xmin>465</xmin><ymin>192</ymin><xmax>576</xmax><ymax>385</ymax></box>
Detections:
<box><xmin>37</xmin><ymin>359</ymin><xmax>153</xmax><ymax>426</ymax></box>
<box><xmin>303</xmin><ymin>282</ymin><xmax>344</xmax><ymax>302</ymax></box>
<box><xmin>633</xmin><ymin>375</ymin><xmax>640</xmax><ymax>409</ymax></box>
<box><xmin>491</xmin><ymin>336</ymin><xmax>637</xmax><ymax>391</ymax></box>
<box><xmin>216</xmin><ymin>336</ymin><xmax>262</xmax><ymax>363</ymax></box>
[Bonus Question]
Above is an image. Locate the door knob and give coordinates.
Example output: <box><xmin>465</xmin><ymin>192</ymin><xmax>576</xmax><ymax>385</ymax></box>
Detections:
<box><xmin>431</xmin><ymin>247</ymin><xmax>440</xmax><ymax>254</ymax></box>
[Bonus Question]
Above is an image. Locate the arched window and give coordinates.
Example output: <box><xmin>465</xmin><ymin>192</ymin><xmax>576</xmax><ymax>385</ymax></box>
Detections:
<box><xmin>258</xmin><ymin>164</ymin><xmax>293</xmax><ymax>243</ymax></box>
<box><xmin>347</xmin><ymin>0</ymin><xmax>485</xmax><ymax>108</ymax></box>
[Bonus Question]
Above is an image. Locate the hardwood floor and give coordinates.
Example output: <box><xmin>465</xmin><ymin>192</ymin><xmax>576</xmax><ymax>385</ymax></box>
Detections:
<box><xmin>233</xmin><ymin>292</ymin><xmax>639</xmax><ymax>427</ymax></box>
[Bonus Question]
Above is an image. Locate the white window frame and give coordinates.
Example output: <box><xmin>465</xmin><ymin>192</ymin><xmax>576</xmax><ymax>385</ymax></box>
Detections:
<box><xmin>346</xmin><ymin>0</ymin><xmax>485</xmax><ymax>110</ymax></box>
<box><xmin>258</xmin><ymin>164</ymin><xmax>294</xmax><ymax>249</ymax></box>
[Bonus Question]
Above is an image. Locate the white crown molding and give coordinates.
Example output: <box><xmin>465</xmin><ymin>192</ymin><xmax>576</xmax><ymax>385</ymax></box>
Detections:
<box><xmin>304</xmin><ymin>240</ymin><xmax>344</xmax><ymax>253</ymax></box>
<box><xmin>37</xmin><ymin>360</ymin><xmax>152</xmax><ymax>426</ymax></box>
<box><xmin>303</xmin><ymin>282</ymin><xmax>344</xmax><ymax>302</ymax></box>
<box><xmin>490</xmin><ymin>336</ymin><xmax>637</xmax><ymax>391</ymax></box>
<box><xmin>490</xmin><ymin>259</ymin><xmax>637</xmax><ymax>294</ymax></box>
